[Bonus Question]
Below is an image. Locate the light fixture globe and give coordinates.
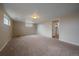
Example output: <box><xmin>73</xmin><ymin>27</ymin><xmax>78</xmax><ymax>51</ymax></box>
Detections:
<box><xmin>32</xmin><ymin>16</ymin><xmax>38</xmax><ymax>20</ymax></box>
<box><xmin>31</xmin><ymin>12</ymin><xmax>39</xmax><ymax>20</ymax></box>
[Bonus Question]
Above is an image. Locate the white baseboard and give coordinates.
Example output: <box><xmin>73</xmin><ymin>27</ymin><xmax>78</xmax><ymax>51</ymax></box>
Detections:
<box><xmin>59</xmin><ymin>39</ymin><xmax>79</xmax><ymax>46</ymax></box>
<box><xmin>0</xmin><ymin>39</ymin><xmax>10</xmax><ymax>52</ymax></box>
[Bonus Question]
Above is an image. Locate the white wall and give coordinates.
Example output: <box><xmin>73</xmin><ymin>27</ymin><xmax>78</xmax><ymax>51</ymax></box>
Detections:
<box><xmin>0</xmin><ymin>4</ymin><xmax>12</xmax><ymax>51</ymax></box>
<box><xmin>37</xmin><ymin>22</ymin><xmax>52</xmax><ymax>38</ymax></box>
<box><xmin>59</xmin><ymin>15</ymin><xmax>79</xmax><ymax>46</ymax></box>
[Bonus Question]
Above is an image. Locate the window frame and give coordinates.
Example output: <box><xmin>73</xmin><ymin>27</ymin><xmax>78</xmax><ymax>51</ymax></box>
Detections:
<box><xmin>3</xmin><ymin>14</ymin><xmax>10</xmax><ymax>26</ymax></box>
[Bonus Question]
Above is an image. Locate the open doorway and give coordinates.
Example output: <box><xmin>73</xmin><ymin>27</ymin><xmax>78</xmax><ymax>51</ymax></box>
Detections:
<box><xmin>52</xmin><ymin>20</ymin><xmax>59</xmax><ymax>40</ymax></box>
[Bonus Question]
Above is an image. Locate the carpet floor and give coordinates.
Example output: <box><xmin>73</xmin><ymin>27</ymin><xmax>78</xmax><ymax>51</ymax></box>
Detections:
<box><xmin>0</xmin><ymin>35</ymin><xmax>79</xmax><ymax>56</ymax></box>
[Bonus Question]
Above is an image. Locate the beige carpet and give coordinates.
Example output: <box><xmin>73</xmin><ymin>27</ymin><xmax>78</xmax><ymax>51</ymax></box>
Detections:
<box><xmin>0</xmin><ymin>35</ymin><xmax>79</xmax><ymax>56</ymax></box>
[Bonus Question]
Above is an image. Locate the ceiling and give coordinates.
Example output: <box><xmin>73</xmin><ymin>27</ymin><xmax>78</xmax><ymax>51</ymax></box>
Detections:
<box><xmin>3</xmin><ymin>3</ymin><xmax>79</xmax><ymax>23</ymax></box>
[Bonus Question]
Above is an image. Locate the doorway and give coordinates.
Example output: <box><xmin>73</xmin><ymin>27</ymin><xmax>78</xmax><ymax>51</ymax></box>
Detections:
<box><xmin>52</xmin><ymin>20</ymin><xmax>59</xmax><ymax>39</ymax></box>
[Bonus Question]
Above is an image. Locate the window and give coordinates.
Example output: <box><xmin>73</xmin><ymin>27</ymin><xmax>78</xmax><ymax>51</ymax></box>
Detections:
<box><xmin>3</xmin><ymin>14</ymin><xmax>10</xmax><ymax>26</ymax></box>
<box><xmin>25</xmin><ymin>23</ymin><xmax>33</xmax><ymax>27</ymax></box>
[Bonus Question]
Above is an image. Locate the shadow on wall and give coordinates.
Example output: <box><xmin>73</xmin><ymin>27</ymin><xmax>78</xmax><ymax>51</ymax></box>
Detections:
<box><xmin>12</xmin><ymin>20</ymin><xmax>37</xmax><ymax>37</ymax></box>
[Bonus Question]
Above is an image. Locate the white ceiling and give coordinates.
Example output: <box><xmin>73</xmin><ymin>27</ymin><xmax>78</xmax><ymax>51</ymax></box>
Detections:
<box><xmin>3</xmin><ymin>3</ymin><xmax>79</xmax><ymax>23</ymax></box>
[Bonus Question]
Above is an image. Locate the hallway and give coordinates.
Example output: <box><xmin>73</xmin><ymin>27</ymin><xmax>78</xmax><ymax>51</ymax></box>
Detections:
<box><xmin>0</xmin><ymin>35</ymin><xmax>79</xmax><ymax>56</ymax></box>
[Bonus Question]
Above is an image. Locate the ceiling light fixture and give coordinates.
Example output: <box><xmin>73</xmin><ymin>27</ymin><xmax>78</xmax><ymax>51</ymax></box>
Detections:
<box><xmin>32</xmin><ymin>16</ymin><xmax>38</xmax><ymax>19</ymax></box>
<box><xmin>31</xmin><ymin>12</ymin><xmax>39</xmax><ymax>20</ymax></box>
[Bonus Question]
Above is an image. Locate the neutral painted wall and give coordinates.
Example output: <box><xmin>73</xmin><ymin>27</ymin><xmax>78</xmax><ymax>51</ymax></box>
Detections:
<box><xmin>37</xmin><ymin>22</ymin><xmax>52</xmax><ymax>38</ymax></box>
<box><xmin>59</xmin><ymin>14</ymin><xmax>79</xmax><ymax>46</ymax></box>
<box><xmin>13</xmin><ymin>20</ymin><xmax>37</xmax><ymax>37</ymax></box>
<box><xmin>0</xmin><ymin>4</ymin><xmax>12</xmax><ymax>51</ymax></box>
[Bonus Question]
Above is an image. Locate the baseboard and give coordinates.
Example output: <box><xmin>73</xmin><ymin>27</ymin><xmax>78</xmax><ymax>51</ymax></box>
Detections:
<box><xmin>13</xmin><ymin>34</ymin><xmax>37</xmax><ymax>38</ymax></box>
<box><xmin>38</xmin><ymin>34</ymin><xmax>52</xmax><ymax>39</ymax></box>
<box><xmin>0</xmin><ymin>39</ymin><xmax>10</xmax><ymax>52</ymax></box>
<box><xmin>59</xmin><ymin>39</ymin><xmax>79</xmax><ymax>47</ymax></box>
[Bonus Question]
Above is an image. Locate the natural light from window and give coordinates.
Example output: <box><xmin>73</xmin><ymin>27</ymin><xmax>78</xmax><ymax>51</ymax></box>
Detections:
<box><xmin>4</xmin><ymin>14</ymin><xmax>10</xmax><ymax>26</ymax></box>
